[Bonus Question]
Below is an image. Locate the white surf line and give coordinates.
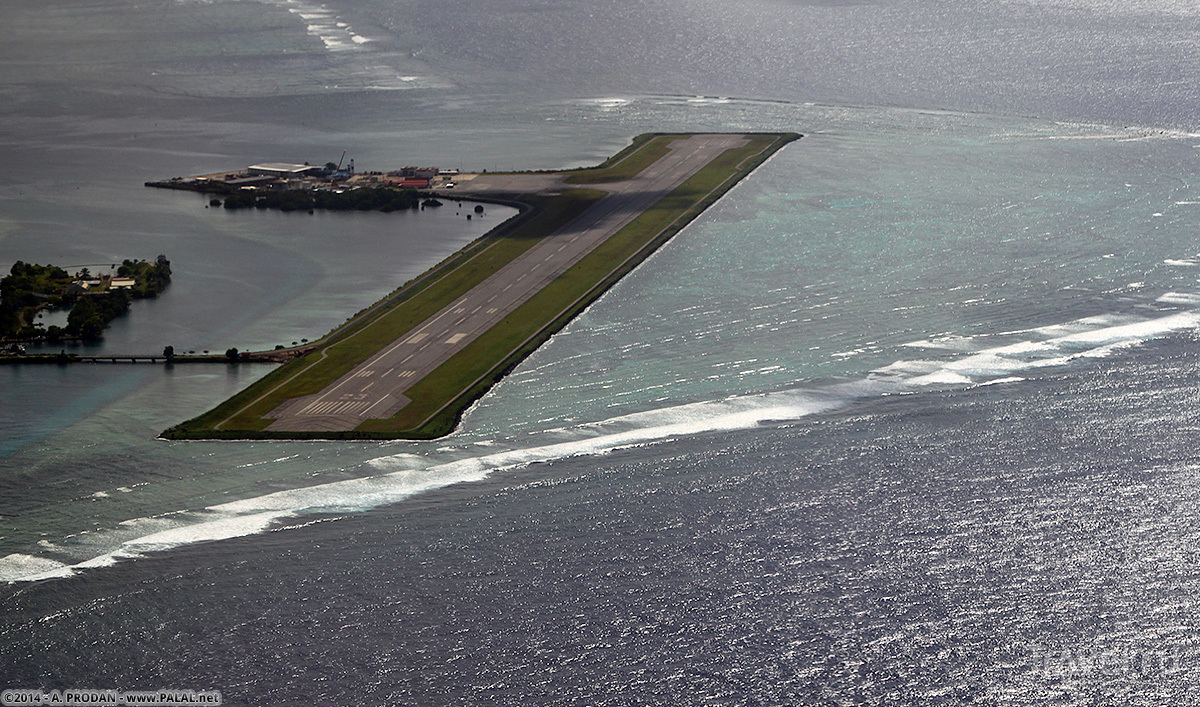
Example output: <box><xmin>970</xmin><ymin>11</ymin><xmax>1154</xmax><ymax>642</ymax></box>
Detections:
<box><xmin>271</xmin><ymin>0</ymin><xmax>370</xmax><ymax>52</ymax></box>
<box><xmin>13</xmin><ymin>384</ymin><xmax>838</xmax><ymax>584</ymax></box>
<box><xmin>27</xmin><ymin>298</ymin><xmax>1194</xmax><ymax>584</ymax></box>
<box><xmin>408</xmin><ymin>135</ymin><xmax>766</xmax><ymax>432</ymax></box>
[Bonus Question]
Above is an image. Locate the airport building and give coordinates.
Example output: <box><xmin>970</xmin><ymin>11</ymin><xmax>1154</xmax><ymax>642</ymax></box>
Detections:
<box><xmin>247</xmin><ymin>163</ymin><xmax>323</xmax><ymax>178</ymax></box>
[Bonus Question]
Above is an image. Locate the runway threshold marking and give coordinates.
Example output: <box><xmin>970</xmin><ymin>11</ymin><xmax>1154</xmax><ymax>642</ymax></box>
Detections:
<box><xmin>253</xmin><ymin>134</ymin><xmax>773</xmax><ymax>432</ymax></box>
<box><xmin>301</xmin><ymin>399</ymin><xmax>371</xmax><ymax>416</ymax></box>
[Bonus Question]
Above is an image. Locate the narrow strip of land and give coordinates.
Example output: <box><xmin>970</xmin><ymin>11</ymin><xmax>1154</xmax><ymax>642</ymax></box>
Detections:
<box><xmin>265</xmin><ymin>135</ymin><xmax>747</xmax><ymax>432</ymax></box>
<box><xmin>164</xmin><ymin>132</ymin><xmax>798</xmax><ymax>440</ymax></box>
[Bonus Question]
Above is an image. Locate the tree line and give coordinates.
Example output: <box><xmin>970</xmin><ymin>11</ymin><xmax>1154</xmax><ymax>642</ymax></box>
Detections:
<box><xmin>0</xmin><ymin>257</ymin><xmax>171</xmax><ymax>342</ymax></box>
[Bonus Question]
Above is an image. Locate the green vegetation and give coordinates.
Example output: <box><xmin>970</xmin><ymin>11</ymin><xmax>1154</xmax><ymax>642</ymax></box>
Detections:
<box><xmin>117</xmin><ymin>258</ymin><xmax>173</xmax><ymax>299</ymax></box>
<box><xmin>163</xmin><ymin>190</ymin><xmax>606</xmax><ymax>438</ymax></box>
<box><xmin>562</xmin><ymin>134</ymin><xmax>680</xmax><ymax>184</ymax></box>
<box><xmin>0</xmin><ymin>262</ymin><xmax>73</xmax><ymax>339</ymax></box>
<box><xmin>64</xmin><ymin>291</ymin><xmax>131</xmax><ymax>341</ymax></box>
<box><xmin>375</xmin><ymin>133</ymin><xmax>797</xmax><ymax>438</ymax></box>
<box><xmin>222</xmin><ymin>186</ymin><xmax>422</xmax><ymax>213</ymax></box>
<box><xmin>162</xmin><ymin>132</ymin><xmax>799</xmax><ymax>440</ymax></box>
<box><xmin>0</xmin><ymin>257</ymin><xmax>171</xmax><ymax>342</ymax></box>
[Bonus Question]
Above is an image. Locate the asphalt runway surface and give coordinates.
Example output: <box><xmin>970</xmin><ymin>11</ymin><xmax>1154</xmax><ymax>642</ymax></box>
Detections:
<box><xmin>266</xmin><ymin>134</ymin><xmax>748</xmax><ymax>432</ymax></box>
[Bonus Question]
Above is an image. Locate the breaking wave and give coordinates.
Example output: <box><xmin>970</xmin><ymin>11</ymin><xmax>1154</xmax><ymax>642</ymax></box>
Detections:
<box><xmin>4</xmin><ymin>295</ymin><xmax>1200</xmax><ymax>583</ymax></box>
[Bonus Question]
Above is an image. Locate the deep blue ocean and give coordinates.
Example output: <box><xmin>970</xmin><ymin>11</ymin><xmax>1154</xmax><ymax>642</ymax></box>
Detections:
<box><xmin>4</xmin><ymin>0</ymin><xmax>1200</xmax><ymax>703</ymax></box>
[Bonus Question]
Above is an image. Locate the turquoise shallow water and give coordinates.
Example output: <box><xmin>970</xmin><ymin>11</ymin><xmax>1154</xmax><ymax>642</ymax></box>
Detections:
<box><xmin>469</xmin><ymin>107</ymin><xmax>1200</xmax><ymax>436</ymax></box>
<box><xmin>5</xmin><ymin>103</ymin><xmax>1200</xmax><ymax>583</ymax></box>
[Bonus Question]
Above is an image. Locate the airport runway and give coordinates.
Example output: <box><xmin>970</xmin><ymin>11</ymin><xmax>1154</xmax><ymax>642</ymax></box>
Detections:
<box><xmin>266</xmin><ymin>134</ymin><xmax>748</xmax><ymax>432</ymax></box>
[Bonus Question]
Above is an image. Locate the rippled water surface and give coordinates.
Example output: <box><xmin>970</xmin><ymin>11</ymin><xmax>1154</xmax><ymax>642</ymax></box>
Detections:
<box><xmin>3</xmin><ymin>0</ymin><xmax>1200</xmax><ymax>703</ymax></box>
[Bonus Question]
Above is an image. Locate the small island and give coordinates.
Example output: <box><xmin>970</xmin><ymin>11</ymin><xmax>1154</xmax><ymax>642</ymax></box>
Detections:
<box><xmin>4</xmin><ymin>134</ymin><xmax>800</xmax><ymax>437</ymax></box>
<box><xmin>0</xmin><ymin>257</ymin><xmax>171</xmax><ymax>343</ymax></box>
<box><xmin>146</xmin><ymin>161</ymin><xmax>443</xmax><ymax>214</ymax></box>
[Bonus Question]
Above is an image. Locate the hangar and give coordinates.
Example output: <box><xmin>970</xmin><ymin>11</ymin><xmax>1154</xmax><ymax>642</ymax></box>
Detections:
<box><xmin>247</xmin><ymin>163</ymin><xmax>322</xmax><ymax>178</ymax></box>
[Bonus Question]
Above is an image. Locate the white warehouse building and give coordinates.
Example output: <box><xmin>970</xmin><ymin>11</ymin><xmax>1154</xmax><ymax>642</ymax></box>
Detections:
<box><xmin>247</xmin><ymin>163</ymin><xmax>322</xmax><ymax>178</ymax></box>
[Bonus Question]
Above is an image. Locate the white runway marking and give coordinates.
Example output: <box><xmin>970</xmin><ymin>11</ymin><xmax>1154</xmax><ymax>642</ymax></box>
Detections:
<box><xmin>269</xmin><ymin>134</ymin><xmax>757</xmax><ymax>430</ymax></box>
<box><xmin>300</xmin><ymin>399</ymin><xmax>371</xmax><ymax>416</ymax></box>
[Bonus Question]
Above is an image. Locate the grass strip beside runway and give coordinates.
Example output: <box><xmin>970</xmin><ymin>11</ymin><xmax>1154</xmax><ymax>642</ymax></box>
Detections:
<box><xmin>365</xmin><ymin>133</ymin><xmax>795</xmax><ymax>438</ymax></box>
<box><xmin>164</xmin><ymin>189</ymin><xmax>606</xmax><ymax>438</ymax></box>
<box><xmin>562</xmin><ymin>134</ymin><xmax>680</xmax><ymax>184</ymax></box>
<box><xmin>163</xmin><ymin>132</ymin><xmax>798</xmax><ymax>440</ymax></box>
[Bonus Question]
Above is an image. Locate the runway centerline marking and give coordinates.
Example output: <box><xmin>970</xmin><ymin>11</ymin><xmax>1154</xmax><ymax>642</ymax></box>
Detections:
<box><xmin>260</xmin><ymin>134</ymin><xmax>768</xmax><ymax>433</ymax></box>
